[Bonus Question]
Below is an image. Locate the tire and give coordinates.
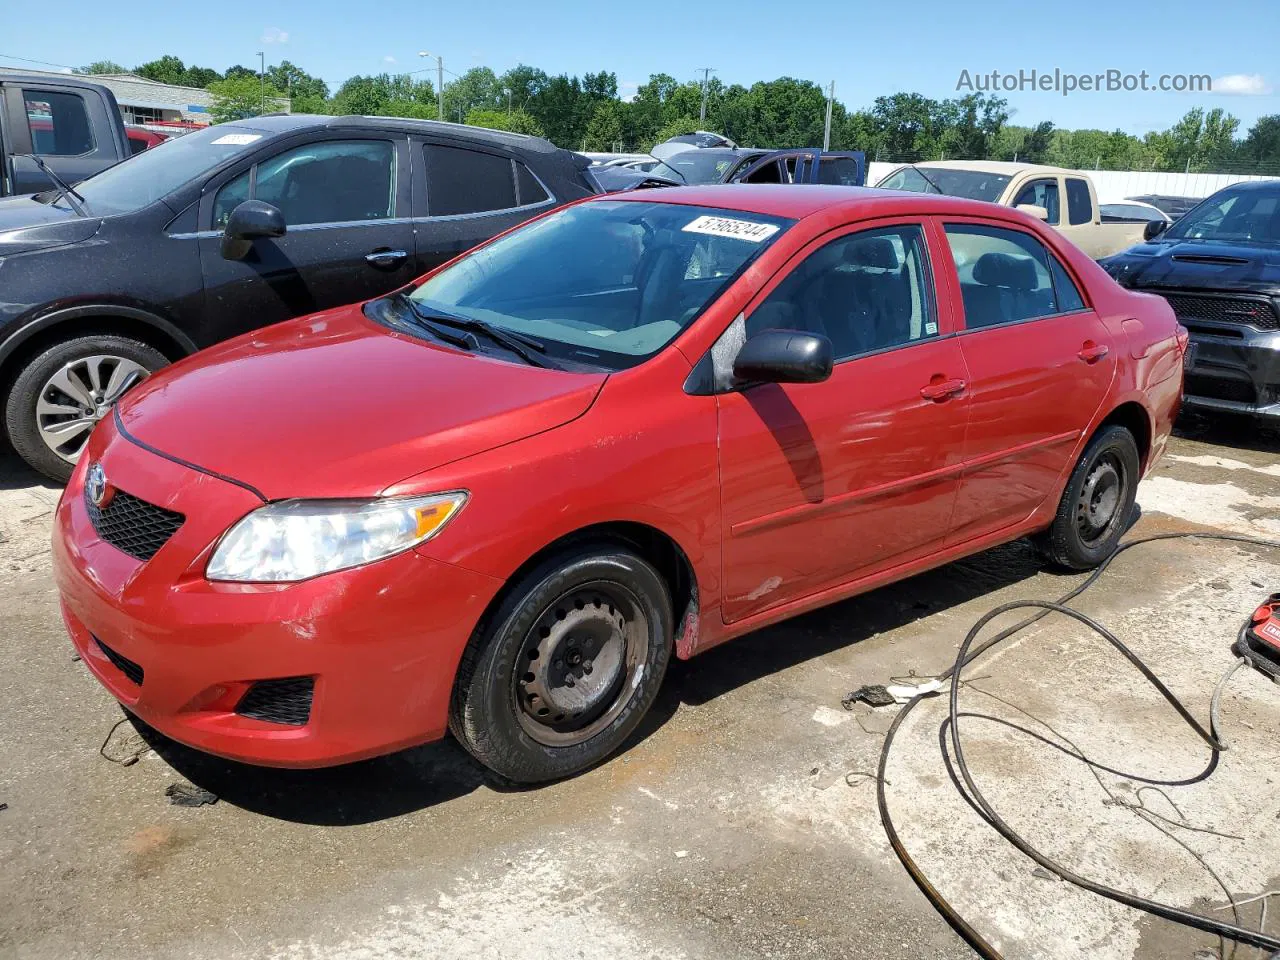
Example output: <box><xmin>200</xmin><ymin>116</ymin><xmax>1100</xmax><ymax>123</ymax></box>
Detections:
<box><xmin>4</xmin><ymin>335</ymin><xmax>169</xmax><ymax>482</ymax></box>
<box><xmin>449</xmin><ymin>543</ymin><xmax>674</xmax><ymax>783</ymax></box>
<box><xmin>1034</xmin><ymin>424</ymin><xmax>1140</xmax><ymax>571</ymax></box>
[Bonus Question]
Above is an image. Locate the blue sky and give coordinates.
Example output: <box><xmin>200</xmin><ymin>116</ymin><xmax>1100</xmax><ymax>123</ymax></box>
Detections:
<box><xmin>3</xmin><ymin>0</ymin><xmax>1277</xmax><ymax>135</ymax></box>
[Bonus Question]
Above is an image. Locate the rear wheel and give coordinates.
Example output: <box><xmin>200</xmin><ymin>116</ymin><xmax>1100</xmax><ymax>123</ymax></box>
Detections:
<box><xmin>1035</xmin><ymin>424</ymin><xmax>1140</xmax><ymax>570</ymax></box>
<box><xmin>4</xmin><ymin>336</ymin><xmax>168</xmax><ymax>482</ymax></box>
<box><xmin>449</xmin><ymin>543</ymin><xmax>673</xmax><ymax>783</ymax></box>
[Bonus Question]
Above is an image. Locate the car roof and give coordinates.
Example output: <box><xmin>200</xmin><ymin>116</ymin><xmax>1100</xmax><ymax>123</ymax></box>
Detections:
<box><xmin>218</xmin><ymin>113</ymin><xmax>564</xmax><ymax>154</ymax></box>
<box><xmin>0</xmin><ymin>72</ymin><xmax>116</xmax><ymax>93</ymax></box>
<box><xmin>604</xmin><ymin>183</ymin><xmax>1016</xmax><ymax>221</ymax></box>
<box><xmin>909</xmin><ymin>159</ymin><xmax>1072</xmax><ymax>176</ymax></box>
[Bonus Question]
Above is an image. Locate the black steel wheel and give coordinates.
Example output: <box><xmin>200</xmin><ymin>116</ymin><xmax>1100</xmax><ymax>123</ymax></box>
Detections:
<box><xmin>1035</xmin><ymin>424</ymin><xmax>1140</xmax><ymax>570</ymax></box>
<box><xmin>450</xmin><ymin>543</ymin><xmax>673</xmax><ymax>783</ymax></box>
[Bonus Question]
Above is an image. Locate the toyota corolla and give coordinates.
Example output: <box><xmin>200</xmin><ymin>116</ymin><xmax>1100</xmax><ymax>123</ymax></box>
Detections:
<box><xmin>52</xmin><ymin>185</ymin><xmax>1185</xmax><ymax>782</ymax></box>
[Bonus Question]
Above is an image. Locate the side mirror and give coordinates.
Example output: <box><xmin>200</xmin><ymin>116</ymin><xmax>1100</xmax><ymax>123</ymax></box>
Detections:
<box><xmin>1143</xmin><ymin>219</ymin><xmax>1169</xmax><ymax>241</ymax></box>
<box><xmin>733</xmin><ymin>330</ymin><xmax>833</xmax><ymax>385</ymax></box>
<box><xmin>220</xmin><ymin>200</ymin><xmax>287</xmax><ymax>261</ymax></box>
<box><xmin>1015</xmin><ymin>203</ymin><xmax>1050</xmax><ymax>222</ymax></box>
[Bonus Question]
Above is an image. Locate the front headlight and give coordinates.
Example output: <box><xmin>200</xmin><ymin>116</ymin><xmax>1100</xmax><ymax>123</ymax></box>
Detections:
<box><xmin>207</xmin><ymin>492</ymin><xmax>467</xmax><ymax>583</ymax></box>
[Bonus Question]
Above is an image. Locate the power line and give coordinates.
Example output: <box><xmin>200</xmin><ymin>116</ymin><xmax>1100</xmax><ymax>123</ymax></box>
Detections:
<box><xmin>0</xmin><ymin>52</ymin><xmax>77</xmax><ymax>71</ymax></box>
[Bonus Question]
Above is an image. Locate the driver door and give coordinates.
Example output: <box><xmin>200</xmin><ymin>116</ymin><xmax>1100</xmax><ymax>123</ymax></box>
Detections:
<box><xmin>196</xmin><ymin>134</ymin><xmax>416</xmax><ymax>342</ymax></box>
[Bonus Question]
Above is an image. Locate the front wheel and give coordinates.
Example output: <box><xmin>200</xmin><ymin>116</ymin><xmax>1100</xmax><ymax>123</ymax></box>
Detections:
<box><xmin>4</xmin><ymin>335</ymin><xmax>169</xmax><ymax>482</ymax></box>
<box><xmin>1035</xmin><ymin>424</ymin><xmax>1140</xmax><ymax>570</ymax></box>
<box><xmin>449</xmin><ymin>543</ymin><xmax>673</xmax><ymax>783</ymax></box>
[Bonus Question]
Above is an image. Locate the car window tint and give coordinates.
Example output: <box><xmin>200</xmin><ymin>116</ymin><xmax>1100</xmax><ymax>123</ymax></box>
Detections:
<box><xmin>24</xmin><ymin>91</ymin><xmax>93</xmax><ymax>156</ymax></box>
<box><xmin>1013</xmin><ymin>179</ymin><xmax>1060</xmax><ymax>225</ymax></box>
<box><xmin>252</xmin><ymin>140</ymin><xmax>395</xmax><ymax>226</ymax></box>
<box><xmin>818</xmin><ymin>156</ymin><xmax>861</xmax><ymax>186</ymax></box>
<box><xmin>515</xmin><ymin>162</ymin><xmax>550</xmax><ymax>205</ymax></box>
<box><xmin>1066</xmin><ymin>178</ymin><xmax>1093</xmax><ymax>225</ymax></box>
<box><xmin>746</xmin><ymin>224</ymin><xmax>937</xmax><ymax>361</ymax></box>
<box><xmin>425</xmin><ymin>144</ymin><xmax>517</xmax><ymax>215</ymax></box>
<box><xmin>128</xmin><ymin>136</ymin><xmax>148</xmax><ymax>156</ymax></box>
<box><xmin>213</xmin><ymin>170</ymin><xmax>251</xmax><ymax>228</ymax></box>
<box><xmin>944</xmin><ymin>224</ymin><xmax>1059</xmax><ymax>328</ymax></box>
<box><xmin>1048</xmin><ymin>255</ymin><xmax>1086</xmax><ymax>312</ymax></box>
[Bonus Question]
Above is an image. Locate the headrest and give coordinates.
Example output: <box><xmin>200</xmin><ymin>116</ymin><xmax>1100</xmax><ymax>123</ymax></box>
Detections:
<box><xmin>847</xmin><ymin>236</ymin><xmax>900</xmax><ymax>270</ymax></box>
<box><xmin>973</xmin><ymin>252</ymin><xmax>1038</xmax><ymax>291</ymax></box>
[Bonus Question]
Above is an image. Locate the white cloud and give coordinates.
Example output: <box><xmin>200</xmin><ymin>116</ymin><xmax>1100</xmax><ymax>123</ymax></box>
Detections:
<box><xmin>261</xmin><ymin>26</ymin><xmax>289</xmax><ymax>44</ymax></box>
<box><xmin>1212</xmin><ymin>73</ymin><xmax>1271</xmax><ymax>96</ymax></box>
<box><xmin>619</xmin><ymin>79</ymin><xmax>640</xmax><ymax>102</ymax></box>
<box><xmin>383</xmin><ymin>55</ymin><xmax>397</xmax><ymax>64</ymax></box>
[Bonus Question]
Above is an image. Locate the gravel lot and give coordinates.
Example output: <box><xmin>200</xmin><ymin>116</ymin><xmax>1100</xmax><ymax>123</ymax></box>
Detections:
<box><xmin>2</xmin><ymin>414</ymin><xmax>1278</xmax><ymax>960</ymax></box>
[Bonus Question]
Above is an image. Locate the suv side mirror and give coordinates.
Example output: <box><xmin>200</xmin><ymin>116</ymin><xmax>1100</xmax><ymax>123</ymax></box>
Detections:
<box><xmin>733</xmin><ymin>330</ymin><xmax>833</xmax><ymax>385</ymax></box>
<box><xmin>1015</xmin><ymin>203</ymin><xmax>1050</xmax><ymax>222</ymax></box>
<box><xmin>1143</xmin><ymin>219</ymin><xmax>1169</xmax><ymax>241</ymax></box>
<box><xmin>221</xmin><ymin>200</ymin><xmax>287</xmax><ymax>261</ymax></box>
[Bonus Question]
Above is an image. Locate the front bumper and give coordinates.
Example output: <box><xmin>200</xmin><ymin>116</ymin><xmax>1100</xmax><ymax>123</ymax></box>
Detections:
<box><xmin>52</xmin><ymin>419</ymin><xmax>503</xmax><ymax>768</ymax></box>
<box><xmin>1182</xmin><ymin>327</ymin><xmax>1280</xmax><ymax>421</ymax></box>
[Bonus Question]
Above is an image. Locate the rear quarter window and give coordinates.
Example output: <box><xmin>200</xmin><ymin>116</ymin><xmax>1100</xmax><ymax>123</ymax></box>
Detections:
<box><xmin>1066</xmin><ymin>179</ymin><xmax>1093</xmax><ymax>225</ymax></box>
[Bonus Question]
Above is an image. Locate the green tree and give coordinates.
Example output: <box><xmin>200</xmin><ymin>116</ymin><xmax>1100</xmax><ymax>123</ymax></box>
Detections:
<box><xmin>1240</xmin><ymin>115</ymin><xmax>1280</xmax><ymax>168</ymax></box>
<box><xmin>442</xmin><ymin>67</ymin><xmax>504</xmax><ymax>123</ymax></box>
<box><xmin>465</xmin><ymin>109</ymin><xmax>545</xmax><ymax>136</ymax></box>
<box><xmin>76</xmin><ymin>60</ymin><xmax>126</xmax><ymax>75</ymax></box>
<box><xmin>583</xmin><ymin>100</ymin><xmax>625</xmax><ymax>150</ymax></box>
<box><xmin>267</xmin><ymin>61</ymin><xmax>329</xmax><ymax>105</ymax></box>
<box><xmin>331</xmin><ymin>74</ymin><xmax>433</xmax><ymax>116</ymax></box>
<box><xmin>501</xmin><ymin>64</ymin><xmax>549</xmax><ymax>113</ymax></box>
<box><xmin>208</xmin><ymin>74</ymin><xmax>284</xmax><ymax>123</ymax></box>
<box><xmin>134</xmin><ymin>55</ymin><xmax>188</xmax><ymax>85</ymax></box>
<box><xmin>938</xmin><ymin>93</ymin><xmax>1008</xmax><ymax>159</ymax></box>
<box><xmin>180</xmin><ymin>66</ymin><xmax>222</xmax><ymax>88</ymax></box>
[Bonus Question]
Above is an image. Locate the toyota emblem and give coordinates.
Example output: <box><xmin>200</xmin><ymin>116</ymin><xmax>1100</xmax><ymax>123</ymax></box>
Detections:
<box><xmin>85</xmin><ymin>462</ymin><xmax>110</xmax><ymax>508</ymax></box>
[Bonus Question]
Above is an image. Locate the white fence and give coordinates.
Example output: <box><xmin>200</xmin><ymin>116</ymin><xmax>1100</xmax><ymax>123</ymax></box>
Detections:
<box><xmin>866</xmin><ymin>161</ymin><xmax>1277</xmax><ymax>202</ymax></box>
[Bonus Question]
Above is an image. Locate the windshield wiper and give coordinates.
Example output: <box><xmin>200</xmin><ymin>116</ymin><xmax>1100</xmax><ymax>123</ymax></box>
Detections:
<box><xmin>906</xmin><ymin>164</ymin><xmax>944</xmax><ymax>195</ymax></box>
<box><xmin>391</xmin><ymin>293</ymin><xmax>475</xmax><ymax>349</ymax></box>
<box><xmin>23</xmin><ymin>154</ymin><xmax>88</xmax><ymax>215</ymax></box>
<box><xmin>418</xmin><ymin>308</ymin><xmax>551</xmax><ymax>368</ymax></box>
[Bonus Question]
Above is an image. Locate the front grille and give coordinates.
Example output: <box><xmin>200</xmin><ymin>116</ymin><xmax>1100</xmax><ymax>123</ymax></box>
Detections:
<box><xmin>235</xmin><ymin>677</ymin><xmax>315</xmax><ymax>726</ymax></box>
<box><xmin>1185</xmin><ymin>373</ymin><xmax>1257</xmax><ymax>405</ymax></box>
<box><xmin>95</xmin><ymin>637</ymin><xmax>144</xmax><ymax>686</ymax></box>
<box><xmin>1159</xmin><ymin>292</ymin><xmax>1279</xmax><ymax>332</ymax></box>
<box><xmin>86</xmin><ymin>488</ymin><xmax>184</xmax><ymax>562</ymax></box>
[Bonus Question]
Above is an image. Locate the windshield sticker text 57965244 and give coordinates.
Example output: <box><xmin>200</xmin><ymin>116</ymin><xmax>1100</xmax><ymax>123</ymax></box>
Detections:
<box><xmin>682</xmin><ymin>215</ymin><xmax>780</xmax><ymax>243</ymax></box>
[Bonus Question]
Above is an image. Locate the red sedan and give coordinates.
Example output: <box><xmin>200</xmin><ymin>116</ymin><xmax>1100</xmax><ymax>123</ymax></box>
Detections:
<box><xmin>52</xmin><ymin>185</ymin><xmax>1185</xmax><ymax>782</ymax></box>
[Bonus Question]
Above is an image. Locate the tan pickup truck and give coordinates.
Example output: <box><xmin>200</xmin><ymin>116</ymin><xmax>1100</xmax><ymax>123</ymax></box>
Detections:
<box><xmin>876</xmin><ymin>160</ymin><xmax>1146</xmax><ymax>259</ymax></box>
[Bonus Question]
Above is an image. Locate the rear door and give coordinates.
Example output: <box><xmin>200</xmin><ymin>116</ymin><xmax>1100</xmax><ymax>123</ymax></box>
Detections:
<box><xmin>197</xmin><ymin>132</ymin><xmax>417</xmax><ymax>338</ymax></box>
<box><xmin>716</xmin><ymin>218</ymin><xmax>971</xmax><ymax>622</ymax></box>
<box><xmin>936</xmin><ymin>219</ymin><xmax>1116</xmax><ymax>544</ymax></box>
<box><xmin>410</xmin><ymin>137</ymin><xmax>559</xmax><ymax>275</ymax></box>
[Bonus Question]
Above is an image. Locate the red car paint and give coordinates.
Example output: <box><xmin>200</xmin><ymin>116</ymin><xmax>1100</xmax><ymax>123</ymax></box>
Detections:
<box><xmin>52</xmin><ymin>185</ymin><xmax>1183</xmax><ymax>768</ymax></box>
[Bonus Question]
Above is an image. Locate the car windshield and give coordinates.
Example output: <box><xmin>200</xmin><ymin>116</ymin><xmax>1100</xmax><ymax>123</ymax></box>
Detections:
<box><xmin>406</xmin><ymin>200</ymin><xmax>792</xmax><ymax>370</ymax></box>
<box><xmin>649</xmin><ymin>151</ymin><xmax>739</xmax><ymax>185</ymax></box>
<box><xmin>48</xmin><ymin>125</ymin><xmax>271</xmax><ymax>217</ymax></box>
<box><xmin>1163</xmin><ymin>188</ymin><xmax>1280</xmax><ymax>243</ymax></box>
<box><xmin>877</xmin><ymin>166</ymin><xmax>1011</xmax><ymax>202</ymax></box>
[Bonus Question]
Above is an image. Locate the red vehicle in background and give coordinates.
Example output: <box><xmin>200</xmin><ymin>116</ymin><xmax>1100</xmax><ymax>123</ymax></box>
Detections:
<box><xmin>52</xmin><ymin>185</ymin><xmax>1186</xmax><ymax>783</ymax></box>
<box><xmin>124</xmin><ymin>125</ymin><xmax>171</xmax><ymax>155</ymax></box>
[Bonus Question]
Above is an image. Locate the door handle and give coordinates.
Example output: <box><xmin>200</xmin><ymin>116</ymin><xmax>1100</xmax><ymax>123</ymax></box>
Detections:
<box><xmin>920</xmin><ymin>377</ymin><xmax>966</xmax><ymax>401</ymax></box>
<box><xmin>365</xmin><ymin>249</ymin><xmax>408</xmax><ymax>268</ymax></box>
<box><xmin>1078</xmin><ymin>341</ymin><xmax>1110</xmax><ymax>363</ymax></box>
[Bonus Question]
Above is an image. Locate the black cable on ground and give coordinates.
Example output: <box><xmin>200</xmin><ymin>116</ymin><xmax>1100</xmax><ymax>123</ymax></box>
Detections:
<box><xmin>875</xmin><ymin>531</ymin><xmax>1280</xmax><ymax>959</ymax></box>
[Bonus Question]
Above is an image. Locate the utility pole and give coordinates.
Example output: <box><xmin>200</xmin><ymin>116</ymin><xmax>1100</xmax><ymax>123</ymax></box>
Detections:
<box><xmin>697</xmin><ymin>67</ymin><xmax>715</xmax><ymax>124</ymax></box>
<box><xmin>418</xmin><ymin>51</ymin><xmax>444</xmax><ymax>120</ymax></box>
<box><xmin>823</xmin><ymin>80</ymin><xmax>835</xmax><ymax>151</ymax></box>
<box><xmin>257</xmin><ymin>51</ymin><xmax>265</xmax><ymax>115</ymax></box>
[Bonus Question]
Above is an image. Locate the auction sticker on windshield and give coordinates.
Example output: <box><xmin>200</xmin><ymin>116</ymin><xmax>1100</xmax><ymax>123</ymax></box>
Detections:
<box><xmin>682</xmin><ymin>215</ymin><xmax>780</xmax><ymax>243</ymax></box>
<box><xmin>211</xmin><ymin>134</ymin><xmax>263</xmax><ymax>146</ymax></box>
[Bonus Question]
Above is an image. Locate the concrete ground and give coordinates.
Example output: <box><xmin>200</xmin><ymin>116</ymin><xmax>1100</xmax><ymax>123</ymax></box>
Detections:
<box><xmin>2</xmin><ymin>414</ymin><xmax>1279</xmax><ymax>960</ymax></box>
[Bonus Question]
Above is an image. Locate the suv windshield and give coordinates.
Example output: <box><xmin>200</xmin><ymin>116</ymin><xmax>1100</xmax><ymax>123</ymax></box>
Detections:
<box><xmin>649</xmin><ymin>150</ymin><xmax>740</xmax><ymax>185</ymax></box>
<box><xmin>1163</xmin><ymin>187</ymin><xmax>1280</xmax><ymax>244</ymax></box>
<box><xmin>877</xmin><ymin>166</ymin><xmax>1011</xmax><ymax>203</ymax></box>
<box><xmin>406</xmin><ymin>200</ymin><xmax>792</xmax><ymax>369</ymax></box>
<box><xmin>51</xmin><ymin>125</ymin><xmax>271</xmax><ymax>217</ymax></box>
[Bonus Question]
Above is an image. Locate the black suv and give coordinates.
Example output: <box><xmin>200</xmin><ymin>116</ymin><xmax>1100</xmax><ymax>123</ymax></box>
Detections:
<box><xmin>1101</xmin><ymin>180</ymin><xmax>1280</xmax><ymax>424</ymax></box>
<box><xmin>0</xmin><ymin>114</ymin><xmax>597</xmax><ymax>479</ymax></box>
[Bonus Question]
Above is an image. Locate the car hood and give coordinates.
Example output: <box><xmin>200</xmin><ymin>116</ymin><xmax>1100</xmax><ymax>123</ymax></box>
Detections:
<box><xmin>115</xmin><ymin>305</ymin><xmax>608</xmax><ymax>501</ymax></box>
<box><xmin>1105</xmin><ymin>239</ymin><xmax>1280</xmax><ymax>295</ymax></box>
<box><xmin>0</xmin><ymin>194</ymin><xmax>102</xmax><ymax>255</ymax></box>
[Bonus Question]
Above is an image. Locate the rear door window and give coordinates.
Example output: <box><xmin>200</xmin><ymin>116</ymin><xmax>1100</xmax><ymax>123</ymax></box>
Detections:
<box><xmin>24</xmin><ymin>90</ymin><xmax>93</xmax><ymax>156</ymax></box>
<box><xmin>818</xmin><ymin>156</ymin><xmax>861</xmax><ymax>185</ymax></box>
<box><xmin>943</xmin><ymin>224</ymin><xmax>1060</xmax><ymax>328</ymax></box>
<box><xmin>1066</xmin><ymin>178</ymin><xmax>1093</xmax><ymax>225</ymax></box>
<box><xmin>425</xmin><ymin>144</ymin><xmax>518</xmax><ymax>216</ymax></box>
